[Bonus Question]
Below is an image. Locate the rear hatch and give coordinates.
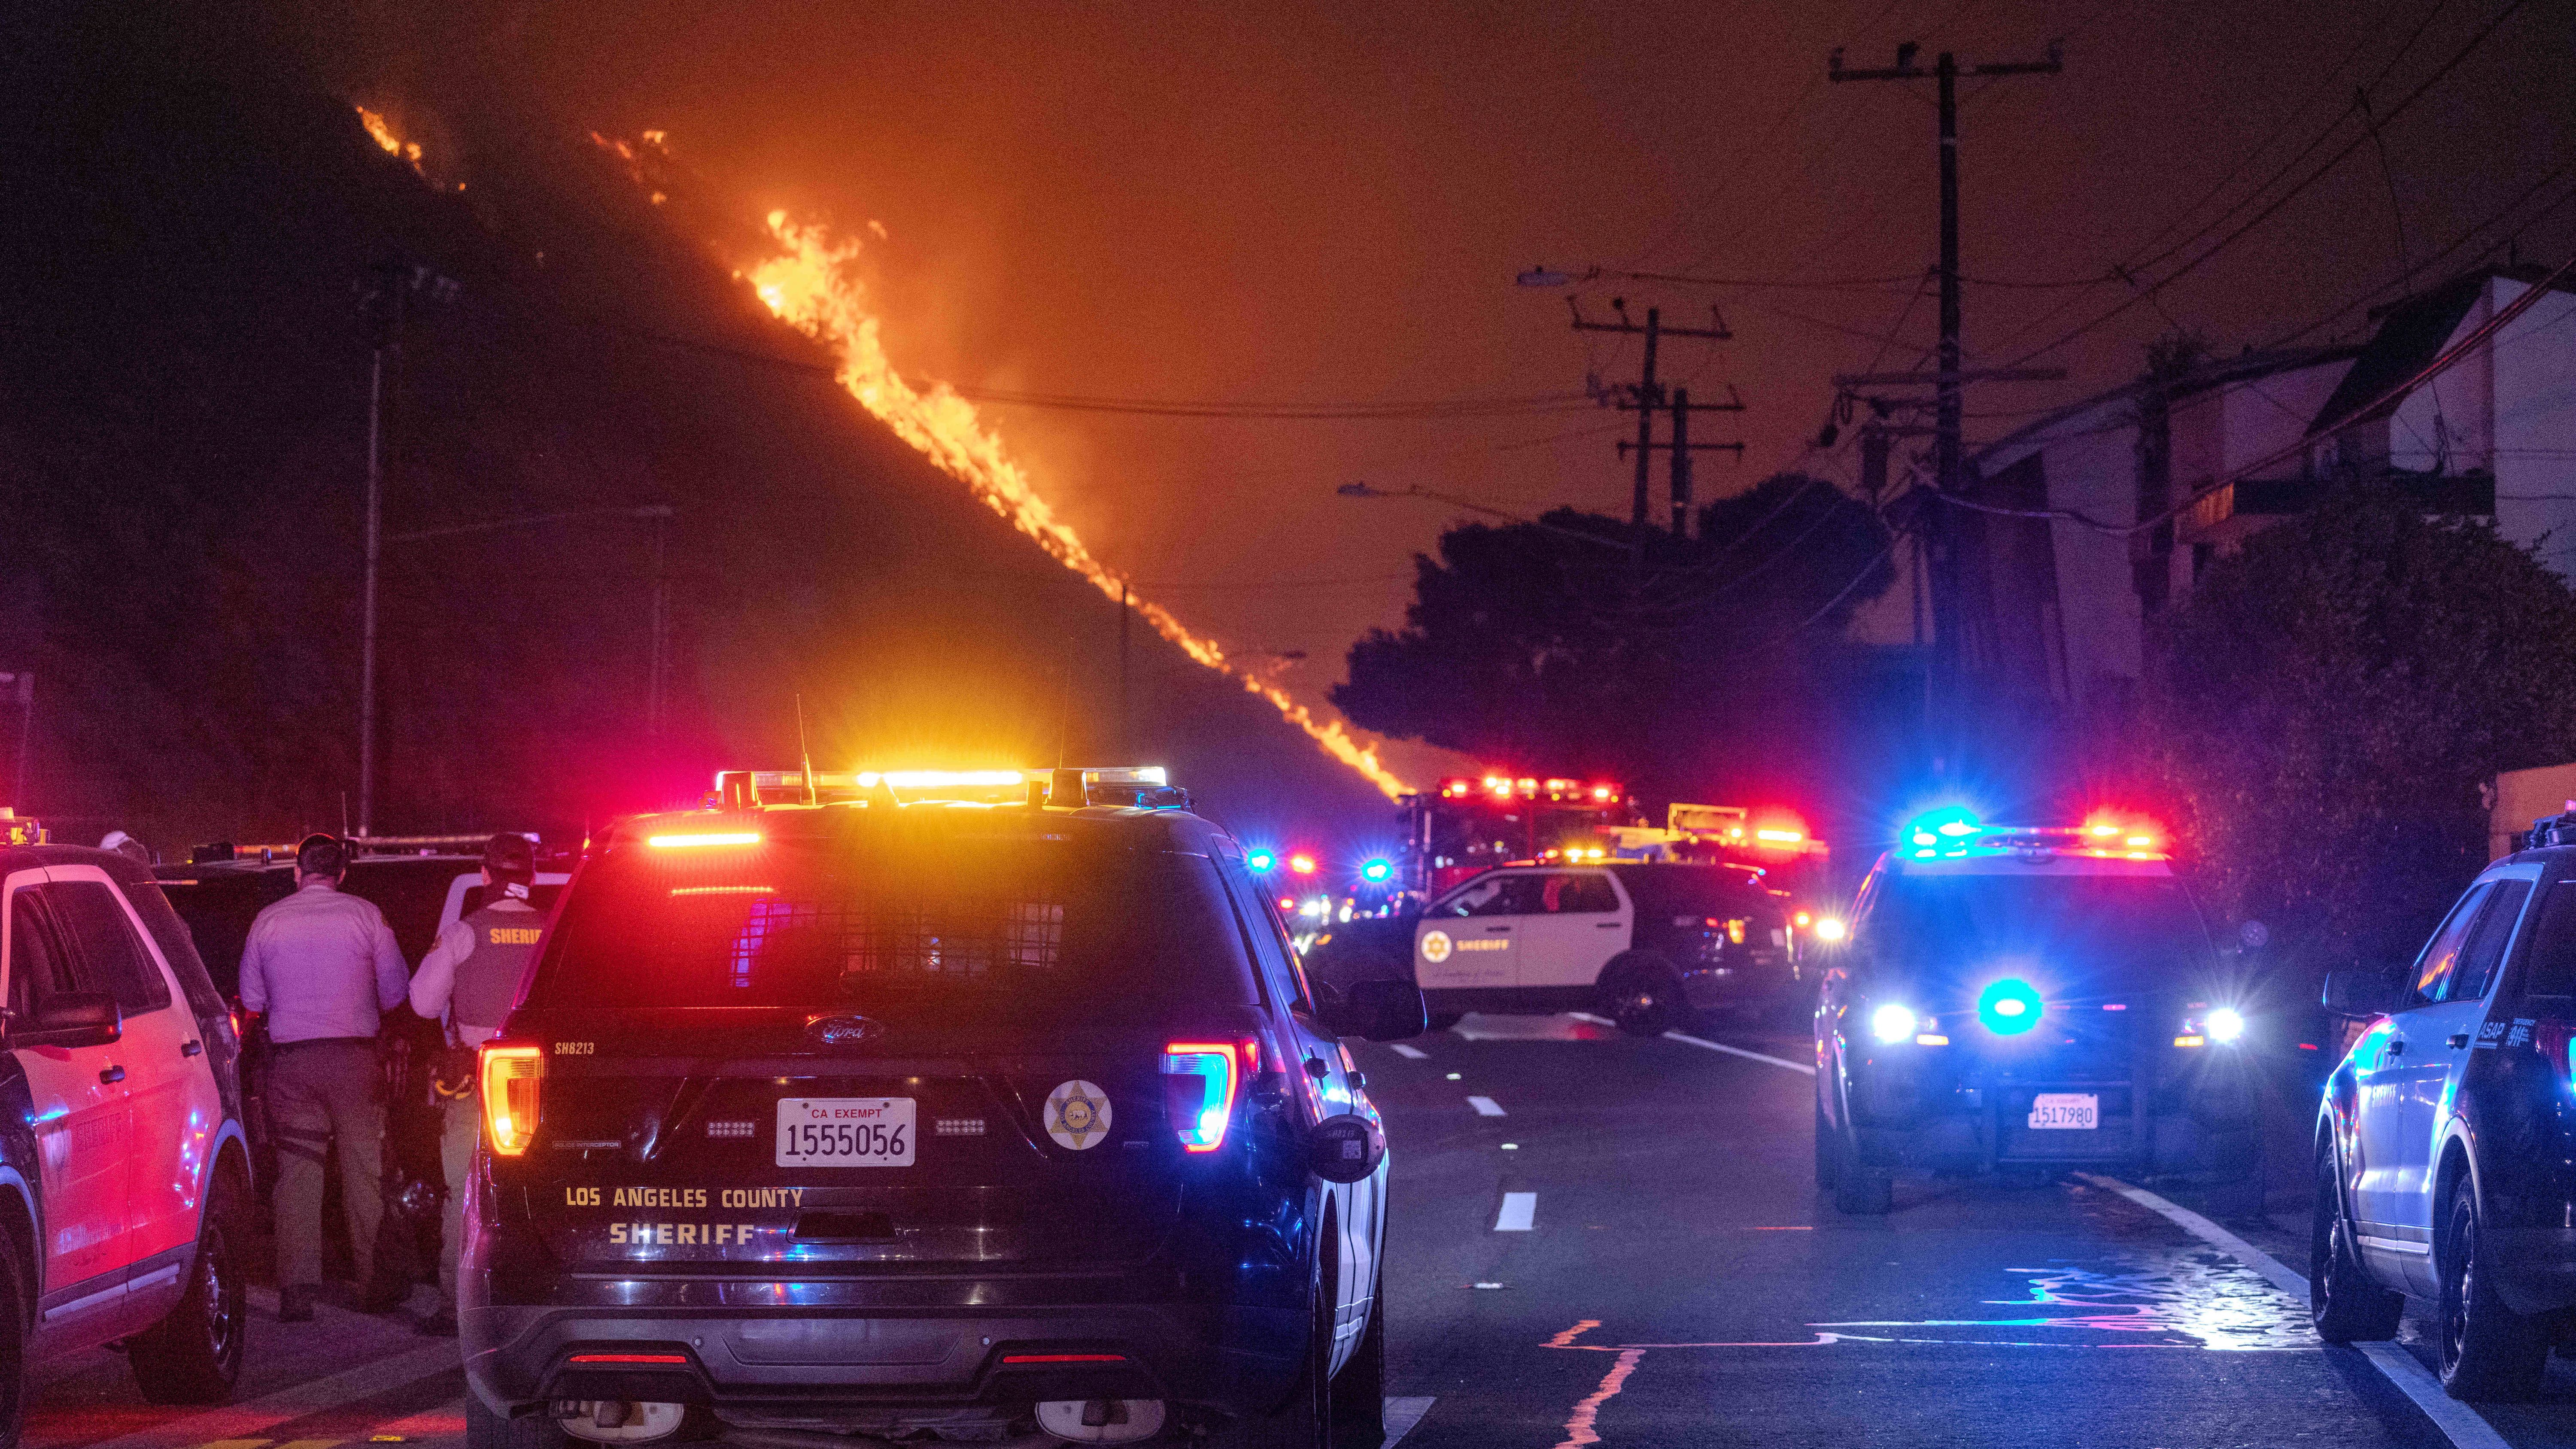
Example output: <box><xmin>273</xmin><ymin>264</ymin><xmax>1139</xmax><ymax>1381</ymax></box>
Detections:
<box><xmin>497</xmin><ymin>816</ymin><xmax>1264</xmax><ymax>1273</ymax></box>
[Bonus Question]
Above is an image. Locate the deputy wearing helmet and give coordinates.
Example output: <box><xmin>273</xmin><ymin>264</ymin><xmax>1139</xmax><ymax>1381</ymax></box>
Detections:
<box><xmin>238</xmin><ymin>833</ymin><xmax>411</xmax><ymax>1321</ymax></box>
<box><xmin>407</xmin><ymin>832</ymin><xmax>543</xmax><ymax>1337</ymax></box>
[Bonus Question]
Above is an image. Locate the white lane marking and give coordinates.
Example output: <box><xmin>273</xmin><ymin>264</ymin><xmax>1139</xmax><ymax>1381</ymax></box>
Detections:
<box><xmin>2084</xmin><ymin>1174</ymin><xmax>2509</xmax><ymax>1449</ymax></box>
<box><xmin>1662</xmin><ymin>1030</ymin><xmax>1817</xmax><ymax>1075</ymax></box>
<box><xmin>1468</xmin><ymin>1094</ymin><xmax>1507</xmax><ymax>1116</ymax></box>
<box><xmin>80</xmin><ymin>1342</ymin><xmax>462</xmax><ymax>1449</ymax></box>
<box><xmin>2359</xmin><ymin>1344</ymin><xmax>2514</xmax><ymax>1449</ymax></box>
<box><xmin>2075</xmin><ymin>1173</ymin><xmax>2305</xmax><ymax>1299</ymax></box>
<box><xmin>1552</xmin><ymin>1346</ymin><xmax>1645</xmax><ymax>1448</ymax></box>
<box><xmin>1496</xmin><ymin>1191</ymin><xmax>1538</xmax><ymax>1231</ymax></box>
<box><xmin>1390</xmin><ymin>1043</ymin><xmax>1430</xmax><ymax>1060</ymax></box>
<box><xmin>1383</xmin><ymin>1396</ymin><xmax>1438</xmax><ymax>1447</ymax></box>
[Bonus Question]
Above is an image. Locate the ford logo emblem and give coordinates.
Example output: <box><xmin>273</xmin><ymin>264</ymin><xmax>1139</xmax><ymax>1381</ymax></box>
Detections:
<box><xmin>806</xmin><ymin>1015</ymin><xmax>883</xmax><ymax>1047</ymax></box>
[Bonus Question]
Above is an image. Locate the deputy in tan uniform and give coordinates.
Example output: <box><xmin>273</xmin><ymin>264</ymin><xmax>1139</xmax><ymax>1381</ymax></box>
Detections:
<box><xmin>407</xmin><ymin>833</ymin><xmax>544</xmax><ymax>1337</ymax></box>
<box><xmin>240</xmin><ymin>833</ymin><xmax>412</xmax><ymax>1322</ymax></box>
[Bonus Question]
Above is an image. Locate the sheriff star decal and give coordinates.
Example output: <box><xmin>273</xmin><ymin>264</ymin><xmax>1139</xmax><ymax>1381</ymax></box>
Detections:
<box><xmin>1045</xmin><ymin>1079</ymin><xmax>1113</xmax><ymax>1150</ymax></box>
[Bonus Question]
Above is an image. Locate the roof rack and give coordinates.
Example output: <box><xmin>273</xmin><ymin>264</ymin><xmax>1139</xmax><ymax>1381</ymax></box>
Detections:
<box><xmin>709</xmin><ymin>766</ymin><xmax>1186</xmax><ymax>812</ymax></box>
<box><xmin>2528</xmin><ymin>811</ymin><xmax>2576</xmax><ymax>849</ymax></box>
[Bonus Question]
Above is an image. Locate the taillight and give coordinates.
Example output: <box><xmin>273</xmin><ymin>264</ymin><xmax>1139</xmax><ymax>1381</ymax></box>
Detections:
<box><xmin>1163</xmin><ymin>1039</ymin><xmax>1255</xmax><ymax>1152</ymax></box>
<box><xmin>480</xmin><ymin>1043</ymin><xmax>543</xmax><ymax>1155</ymax></box>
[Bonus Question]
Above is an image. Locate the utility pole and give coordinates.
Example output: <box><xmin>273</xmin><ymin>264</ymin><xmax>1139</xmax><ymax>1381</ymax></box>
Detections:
<box><xmin>353</xmin><ymin>257</ymin><xmax>456</xmax><ymax>838</ymax></box>
<box><xmin>1571</xmin><ymin>301</ymin><xmax>1738</xmax><ymax>530</ymax></box>
<box><xmin>1829</xmin><ymin>40</ymin><xmax>2060</xmax><ymax>768</ymax></box>
<box><xmin>0</xmin><ymin>671</ymin><xmax>29</xmax><ymax>811</ymax></box>
<box><xmin>1117</xmin><ymin>580</ymin><xmax>1132</xmax><ymax>758</ymax></box>
<box><xmin>1622</xmin><ymin>384</ymin><xmax>1748</xmax><ymax>538</ymax></box>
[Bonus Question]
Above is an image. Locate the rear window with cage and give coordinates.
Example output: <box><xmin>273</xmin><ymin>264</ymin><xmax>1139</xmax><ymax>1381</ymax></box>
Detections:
<box><xmin>526</xmin><ymin>823</ymin><xmax>1258</xmax><ymax>1028</ymax></box>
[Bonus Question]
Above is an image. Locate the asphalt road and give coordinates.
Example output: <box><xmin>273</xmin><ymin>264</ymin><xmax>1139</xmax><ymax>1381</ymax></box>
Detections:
<box><xmin>21</xmin><ymin>1012</ymin><xmax>2576</xmax><ymax>1449</ymax></box>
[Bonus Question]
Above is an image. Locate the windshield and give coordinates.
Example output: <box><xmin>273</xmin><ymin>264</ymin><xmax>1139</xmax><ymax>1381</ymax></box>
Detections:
<box><xmin>1870</xmin><ymin>871</ymin><xmax>2218</xmax><ymax>999</ymax></box>
<box><xmin>529</xmin><ymin>826</ymin><xmax>1259</xmax><ymax>1033</ymax></box>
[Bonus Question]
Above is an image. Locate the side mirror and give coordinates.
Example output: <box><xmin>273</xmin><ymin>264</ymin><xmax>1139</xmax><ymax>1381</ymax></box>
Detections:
<box><xmin>1320</xmin><ymin>978</ymin><xmax>1428</xmax><ymax>1042</ymax></box>
<box><xmin>1307</xmin><ymin>1113</ymin><xmax>1386</xmax><ymax>1183</ymax></box>
<box><xmin>14</xmin><ymin>991</ymin><xmax>122</xmax><ymax>1049</ymax></box>
<box><xmin>2322</xmin><ymin>966</ymin><xmax>2400</xmax><ymax>1020</ymax></box>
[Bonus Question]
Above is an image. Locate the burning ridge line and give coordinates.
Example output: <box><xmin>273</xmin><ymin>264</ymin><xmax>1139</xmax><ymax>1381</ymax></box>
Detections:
<box><xmin>743</xmin><ymin>210</ymin><xmax>1409</xmax><ymax>798</ymax></box>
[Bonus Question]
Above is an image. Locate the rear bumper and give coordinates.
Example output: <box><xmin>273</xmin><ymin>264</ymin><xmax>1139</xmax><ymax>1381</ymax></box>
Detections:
<box><xmin>460</xmin><ymin>1297</ymin><xmax>1300</xmax><ymax>1417</ymax></box>
<box><xmin>1842</xmin><ymin>1049</ymin><xmax>2261</xmax><ymax>1177</ymax></box>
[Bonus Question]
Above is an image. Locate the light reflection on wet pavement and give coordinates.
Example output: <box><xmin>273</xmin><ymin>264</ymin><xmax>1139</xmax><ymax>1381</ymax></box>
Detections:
<box><xmin>1809</xmin><ymin>1252</ymin><xmax>2315</xmax><ymax>1350</ymax></box>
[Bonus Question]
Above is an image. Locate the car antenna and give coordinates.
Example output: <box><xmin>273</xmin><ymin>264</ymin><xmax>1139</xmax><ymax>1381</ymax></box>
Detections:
<box><xmin>794</xmin><ymin>693</ymin><xmax>817</xmax><ymax>806</ymax></box>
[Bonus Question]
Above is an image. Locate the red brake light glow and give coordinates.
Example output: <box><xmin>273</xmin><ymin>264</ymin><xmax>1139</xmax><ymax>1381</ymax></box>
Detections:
<box><xmin>568</xmin><ymin>1353</ymin><xmax>690</xmax><ymax>1365</ymax></box>
<box><xmin>1002</xmin><ymin>1353</ymin><xmax>1127</xmax><ymax>1364</ymax></box>
<box><xmin>648</xmin><ymin>831</ymin><xmax>762</xmax><ymax>849</ymax></box>
<box><xmin>1163</xmin><ymin>1040</ymin><xmax>1252</xmax><ymax>1152</ymax></box>
<box><xmin>480</xmin><ymin>1043</ymin><xmax>543</xmax><ymax>1156</ymax></box>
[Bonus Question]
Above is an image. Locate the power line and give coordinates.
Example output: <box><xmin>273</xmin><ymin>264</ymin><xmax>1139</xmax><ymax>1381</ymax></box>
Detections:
<box><xmin>944</xmin><ymin>386</ymin><xmax>1600</xmax><ymax>420</ymax></box>
<box><xmin>1992</xmin><ymin>0</ymin><xmax>2527</xmax><ymax>372</ymax></box>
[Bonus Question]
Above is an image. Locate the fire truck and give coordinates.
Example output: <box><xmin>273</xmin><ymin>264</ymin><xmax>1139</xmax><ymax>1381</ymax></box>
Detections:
<box><xmin>1589</xmin><ymin>802</ymin><xmax>1838</xmax><ymax>936</ymax></box>
<box><xmin>1396</xmin><ymin>775</ymin><xmax>1641</xmax><ymax>899</ymax></box>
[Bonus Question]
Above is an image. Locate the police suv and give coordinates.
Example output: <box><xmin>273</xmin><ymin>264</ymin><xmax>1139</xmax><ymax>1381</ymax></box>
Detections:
<box><xmin>1307</xmin><ymin>862</ymin><xmax>1790</xmax><ymax>1035</ymax></box>
<box><xmin>0</xmin><ymin>840</ymin><xmax>254</xmax><ymax>1434</ymax></box>
<box><xmin>2309</xmin><ymin>810</ymin><xmax>2576</xmax><ymax>1399</ymax></box>
<box><xmin>1814</xmin><ymin>814</ymin><xmax>2260</xmax><ymax>1215</ymax></box>
<box><xmin>459</xmin><ymin>767</ymin><xmax>1422</xmax><ymax>1449</ymax></box>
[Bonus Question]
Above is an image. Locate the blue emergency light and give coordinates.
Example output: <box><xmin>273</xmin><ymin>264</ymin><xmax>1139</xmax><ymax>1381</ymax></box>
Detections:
<box><xmin>1246</xmin><ymin>848</ymin><xmax>1279</xmax><ymax>873</ymax></box>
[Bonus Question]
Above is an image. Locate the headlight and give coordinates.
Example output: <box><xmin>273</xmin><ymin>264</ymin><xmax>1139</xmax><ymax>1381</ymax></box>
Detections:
<box><xmin>2202</xmin><ymin>1007</ymin><xmax>2246</xmax><ymax>1044</ymax></box>
<box><xmin>1869</xmin><ymin>1002</ymin><xmax>1917</xmax><ymax>1044</ymax></box>
<box><xmin>1813</xmin><ymin>917</ymin><xmax>1848</xmax><ymax>943</ymax></box>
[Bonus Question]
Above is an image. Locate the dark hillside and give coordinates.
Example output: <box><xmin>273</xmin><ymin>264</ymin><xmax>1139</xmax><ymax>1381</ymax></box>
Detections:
<box><xmin>0</xmin><ymin>5</ymin><xmax>1395</xmax><ymax>851</ymax></box>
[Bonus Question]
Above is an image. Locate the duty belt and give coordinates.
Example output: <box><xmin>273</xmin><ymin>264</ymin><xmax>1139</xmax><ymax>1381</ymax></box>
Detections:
<box><xmin>271</xmin><ymin>1036</ymin><xmax>377</xmax><ymax>1051</ymax></box>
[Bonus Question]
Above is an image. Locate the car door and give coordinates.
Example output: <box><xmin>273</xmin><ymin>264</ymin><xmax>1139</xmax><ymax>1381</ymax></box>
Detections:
<box><xmin>2354</xmin><ymin>881</ymin><xmax>2490</xmax><ymax>1263</ymax></box>
<box><xmin>1215</xmin><ymin>855</ymin><xmax>1378</xmax><ymax>1376</ymax></box>
<box><xmin>2386</xmin><ymin>872</ymin><xmax>2533</xmax><ymax>1291</ymax></box>
<box><xmin>1514</xmin><ymin>871</ymin><xmax>1633</xmax><ymax>990</ymax></box>
<box><xmin>44</xmin><ymin>869</ymin><xmax>221</xmax><ymax>1308</ymax></box>
<box><xmin>2</xmin><ymin>872</ymin><xmax>133</xmax><ymax>1329</ymax></box>
<box><xmin>1415</xmin><ymin>871</ymin><xmax>1540</xmax><ymax>992</ymax></box>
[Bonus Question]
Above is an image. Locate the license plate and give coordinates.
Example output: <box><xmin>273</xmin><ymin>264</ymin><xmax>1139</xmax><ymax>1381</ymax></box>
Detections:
<box><xmin>2027</xmin><ymin>1093</ymin><xmax>2098</xmax><ymax>1130</ymax></box>
<box><xmin>775</xmin><ymin>1098</ymin><xmax>916</xmax><ymax>1166</ymax></box>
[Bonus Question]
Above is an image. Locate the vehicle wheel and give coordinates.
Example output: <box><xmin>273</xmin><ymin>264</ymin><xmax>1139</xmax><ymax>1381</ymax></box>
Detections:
<box><xmin>1600</xmin><ymin>954</ymin><xmax>1683</xmax><ymax>1037</ymax></box>
<box><xmin>1813</xmin><ymin>1098</ymin><xmax>1838</xmax><ymax>1189</ymax></box>
<box><xmin>1829</xmin><ymin>1120</ymin><xmax>1892</xmax><ymax>1216</ymax></box>
<box><xmin>1423</xmin><ymin>1012</ymin><xmax>1463</xmax><ymax>1033</ymax></box>
<box><xmin>2309</xmin><ymin>1145</ymin><xmax>2403</xmax><ymax>1343</ymax></box>
<box><xmin>1330</xmin><ymin>1274</ymin><xmax>1385</xmax><ymax>1448</ymax></box>
<box><xmin>0</xmin><ymin>1222</ymin><xmax>31</xmax><ymax>1449</ymax></box>
<box><xmin>466</xmin><ymin>1397</ymin><xmax>571</xmax><ymax>1449</ymax></box>
<box><xmin>2437</xmin><ymin>1173</ymin><xmax>2549</xmax><ymax>1400</ymax></box>
<box><xmin>1211</xmin><ymin>1222</ymin><xmax>1333</xmax><ymax>1448</ymax></box>
<box><xmin>129</xmin><ymin>1166</ymin><xmax>248</xmax><ymax>1403</ymax></box>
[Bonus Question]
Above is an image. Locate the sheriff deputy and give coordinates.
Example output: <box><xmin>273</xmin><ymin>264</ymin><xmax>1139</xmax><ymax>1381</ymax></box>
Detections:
<box><xmin>407</xmin><ymin>832</ymin><xmax>544</xmax><ymax>1338</ymax></box>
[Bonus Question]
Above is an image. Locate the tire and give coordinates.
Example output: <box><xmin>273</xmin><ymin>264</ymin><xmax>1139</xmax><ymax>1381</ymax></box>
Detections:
<box><xmin>1829</xmin><ymin>1118</ymin><xmax>1892</xmax><ymax>1216</ymax></box>
<box><xmin>1212</xmin><ymin>1224</ymin><xmax>1333</xmax><ymax>1449</ymax></box>
<box><xmin>129</xmin><ymin>1166</ymin><xmax>249</xmax><ymax>1403</ymax></box>
<box><xmin>1600</xmin><ymin>954</ymin><xmax>1683</xmax><ymax>1037</ymax></box>
<box><xmin>1330</xmin><ymin>1274</ymin><xmax>1385</xmax><ymax>1449</ymax></box>
<box><xmin>0</xmin><ymin>1221</ymin><xmax>31</xmax><ymax>1449</ymax></box>
<box><xmin>2308</xmin><ymin>1145</ymin><xmax>2403</xmax><ymax>1343</ymax></box>
<box><xmin>2437</xmin><ymin>1173</ymin><xmax>2549</xmax><ymax>1400</ymax></box>
<box><xmin>1813</xmin><ymin>1098</ymin><xmax>1838</xmax><ymax>1190</ymax></box>
<box><xmin>467</xmin><ymin>1397</ymin><xmax>571</xmax><ymax>1449</ymax></box>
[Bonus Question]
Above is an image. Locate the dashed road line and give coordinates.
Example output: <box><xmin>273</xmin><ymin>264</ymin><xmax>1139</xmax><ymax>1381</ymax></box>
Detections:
<box><xmin>1468</xmin><ymin>1095</ymin><xmax>1506</xmax><ymax>1116</ymax></box>
<box><xmin>1382</xmin><ymin>1396</ymin><xmax>1437</xmax><ymax>1447</ymax></box>
<box><xmin>1496</xmin><ymin>1191</ymin><xmax>1537</xmax><ymax>1231</ymax></box>
<box><xmin>1661</xmin><ymin>1031</ymin><xmax>1816</xmax><ymax>1075</ymax></box>
<box><xmin>1389</xmin><ymin>1043</ymin><xmax>1429</xmax><ymax>1060</ymax></box>
<box><xmin>2084</xmin><ymin>1173</ymin><xmax>2509</xmax><ymax>1449</ymax></box>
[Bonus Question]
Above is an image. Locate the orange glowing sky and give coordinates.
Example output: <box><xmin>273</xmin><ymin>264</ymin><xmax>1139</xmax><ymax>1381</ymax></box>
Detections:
<box><xmin>325</xmin><ymin>0</ymin><xmax>2575</xmax><ymax>727</ymax></box>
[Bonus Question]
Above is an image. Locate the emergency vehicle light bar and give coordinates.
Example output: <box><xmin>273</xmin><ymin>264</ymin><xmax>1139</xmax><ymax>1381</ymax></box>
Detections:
<box><xmin>711</xmin><ymin>766</ymin><xmax>1179</xmax><ymax>810</ymax></box>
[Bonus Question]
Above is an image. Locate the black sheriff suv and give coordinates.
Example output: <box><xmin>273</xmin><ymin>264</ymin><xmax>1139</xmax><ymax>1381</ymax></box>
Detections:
<box><xmin>458</xmin><ymin>767</ymin><xmax>1424</xmax><ymax>1449</ymax></box>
